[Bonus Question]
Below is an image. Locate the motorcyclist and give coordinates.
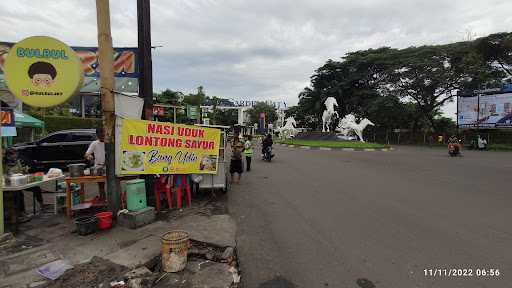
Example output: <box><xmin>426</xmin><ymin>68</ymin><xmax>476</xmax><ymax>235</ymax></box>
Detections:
<box><xmin>262</xmin><ymin>134</ymin><xmax>273</xmax><ymax>158</ymax></box>
<box><xmin>448</xmin><ymin>135</ymin><xmax>459</xmax><ymax>144</ymax></box>
<box><xmin>448</xmin><ymin>134</ymin><xmax>461</xmax><ymax>154</ymax></box>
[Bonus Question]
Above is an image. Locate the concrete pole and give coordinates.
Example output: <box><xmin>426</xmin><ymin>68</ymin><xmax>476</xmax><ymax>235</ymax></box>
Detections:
<box><xmin>96</xmin><ymin>0</ymin><xmax>119</xmax><ymax>215</ymax></box>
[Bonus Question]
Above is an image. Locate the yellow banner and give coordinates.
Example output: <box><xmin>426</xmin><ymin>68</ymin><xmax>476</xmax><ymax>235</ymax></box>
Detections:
<box><xmin>119</xmin><ymin>119</ymin><xmax>221</xmax><ymax>174</ymax></box>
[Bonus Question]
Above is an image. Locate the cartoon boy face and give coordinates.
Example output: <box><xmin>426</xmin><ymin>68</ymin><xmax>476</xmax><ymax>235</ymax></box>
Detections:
<box><xmin>31</xmin><ymin>73</ymin><xmax>55</xmax><ymax>87</ymax></box>
<box><xmin>28</xmin><ymin>61</ymin><xmax>57</xmax><ymax>88</ymax></box>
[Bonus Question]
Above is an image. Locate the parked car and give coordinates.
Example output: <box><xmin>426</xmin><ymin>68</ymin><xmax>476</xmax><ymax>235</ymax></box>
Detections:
<box><xmin>13</xmin><ymin>129</ymin><xmax>97</xmax><ymax>171</ymax></box>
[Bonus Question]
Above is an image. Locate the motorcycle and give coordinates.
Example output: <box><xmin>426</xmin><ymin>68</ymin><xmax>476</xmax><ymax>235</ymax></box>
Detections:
<box><xmin>448</xmin><ymin>142</ymin><xmax>460</xmax><ymax>157</ymax></box>
<box><xmin>263</xmin><ymin>146</ymin><xmax>274</xmax><ymax>162</ymax></box>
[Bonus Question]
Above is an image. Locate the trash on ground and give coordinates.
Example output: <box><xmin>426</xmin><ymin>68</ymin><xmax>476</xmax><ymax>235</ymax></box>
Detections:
<box><xmin>37</xmin><ymin>260</ymin><xmax>73</xmax><ymax>280</ymax></box>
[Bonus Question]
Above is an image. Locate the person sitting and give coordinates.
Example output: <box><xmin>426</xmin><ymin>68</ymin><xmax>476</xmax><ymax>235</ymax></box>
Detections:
<box><xmin>262</xmin><ymin>134</ymin><xmax>274</xmax><ymax>157</ymax></box>
<box><xmin>448</xmin><ymin>135</ymin><xmax>459</xmax><ymax>144</ymax></box>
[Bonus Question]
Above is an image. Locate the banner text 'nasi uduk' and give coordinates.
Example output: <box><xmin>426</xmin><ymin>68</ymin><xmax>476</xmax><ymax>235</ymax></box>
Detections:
<box><xmin>120</xmin><ymin>119</ymin><xmax>221</xmax><ymax>175</ymax></box>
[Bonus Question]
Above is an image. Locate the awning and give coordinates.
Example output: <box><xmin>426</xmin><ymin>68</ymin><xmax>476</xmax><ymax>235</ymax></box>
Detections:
<box><xmin>14</xmin><ymin>111</ymin><xmax>45</xmax><ymax>129</ymax></box>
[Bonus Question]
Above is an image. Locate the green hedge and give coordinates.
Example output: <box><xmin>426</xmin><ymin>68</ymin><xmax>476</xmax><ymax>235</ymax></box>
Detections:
<box><xmin>39</xmin><ymin>116</ymin><xmax>102</xmax><ymax>134</ymax></box>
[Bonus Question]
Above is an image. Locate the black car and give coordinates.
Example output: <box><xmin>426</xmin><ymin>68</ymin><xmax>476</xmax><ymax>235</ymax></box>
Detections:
<box><xmin>13</xmin><ymin>129</ymin><xmax>97</xmax><ymax>171</ymax></box>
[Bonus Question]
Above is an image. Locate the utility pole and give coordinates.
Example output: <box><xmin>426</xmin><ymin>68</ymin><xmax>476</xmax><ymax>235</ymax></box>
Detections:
<box><xmin>138</xmin><ymin>0</ymin><xmax>153</xmax><ymax>120</ymax></box>
<box><xmin>96</xmin><ymin>0</ymin><xmax>119</xmax><ymax>215</ymax></box>
<box><xmin>137</xmin><ymin>0</ymin><xmax>154</xmax><ymax>200</ymax></box>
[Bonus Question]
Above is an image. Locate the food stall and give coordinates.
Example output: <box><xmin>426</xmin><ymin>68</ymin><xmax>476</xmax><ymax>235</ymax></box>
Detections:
<box><xmin>194</xmin><ymin>124</ymin><xmax>230</xmax><ymax>192</ymax></box>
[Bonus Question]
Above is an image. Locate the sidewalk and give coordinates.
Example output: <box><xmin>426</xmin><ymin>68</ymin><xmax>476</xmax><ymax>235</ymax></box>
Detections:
<box><xmin>0</xmin><ymin>193</ymin><xmax>239</xmax><ymax>288</ymax></box>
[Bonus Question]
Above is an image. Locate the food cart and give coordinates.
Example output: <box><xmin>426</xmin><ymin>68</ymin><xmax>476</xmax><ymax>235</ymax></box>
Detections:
<box><xmin>194</xmin><ymin>124</ymin><xmax>230</xmax><ymax>192</ymax></box>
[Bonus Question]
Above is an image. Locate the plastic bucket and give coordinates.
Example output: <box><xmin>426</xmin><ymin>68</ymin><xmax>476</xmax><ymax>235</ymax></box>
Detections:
<box><xmin>95</xmin><ymin>212</ymin><xmax>113</xmax><ymax>230</ymax></box>
<box><xmin>161</xmin><ymin>230</ymin><xmax>189</xmax><ymax>272</ymax></box>
<box><xmin>75</xmin><ymin>216</ymin><xmax>97</xmax><ymax>236</ymax></box>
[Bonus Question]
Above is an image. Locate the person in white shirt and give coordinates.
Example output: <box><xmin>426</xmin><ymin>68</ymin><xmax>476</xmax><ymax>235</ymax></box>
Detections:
<box><xmin>85</xmin><ymin>128</ymin><xmax>106</xmax><ymax>199</ymax></box>
<box><xmin>477</xmin><ymin>135</ymin><xmax>487</xmax><ymax>150</ymax></box>
<box><xmin>85</xmin><ymin>128</ymin><xmax>105</xmax><ymax>167</ymax></box>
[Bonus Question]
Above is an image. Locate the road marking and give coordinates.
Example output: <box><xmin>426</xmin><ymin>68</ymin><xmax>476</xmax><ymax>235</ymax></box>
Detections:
<box><xmin>364</xmin><ymin>148</ymin><xmax>376</xmax><ymax>151</ymax></box>
<box><xmin>300</xmin><ymin>146</ymin><xmax>311</xmax><ymax>149</ymax></box>
<box><xmin>342</xmin><ymin>148</ymin><xmax>355</xmax><ymax>151</ymax></box>
<box><xmin>319</xmin><ymin>147</ymin><xmax>332</xmax><ymax>151</ymax></box>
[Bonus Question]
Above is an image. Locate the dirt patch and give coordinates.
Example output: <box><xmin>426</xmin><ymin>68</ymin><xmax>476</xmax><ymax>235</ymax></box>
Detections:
<box><xmin>156</xmin><ymin>190</ymin><xmax>229</xmax><ymax>221</ymax></box>
<box><xmin>45</xmin><ymin>257</ymin><xmax>128</xmax><ymax>288</ymax></box>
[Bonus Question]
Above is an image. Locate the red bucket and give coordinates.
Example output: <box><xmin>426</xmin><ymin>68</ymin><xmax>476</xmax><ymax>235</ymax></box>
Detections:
<box><xmin>95</xmin><ymin>212</ymin><xmax>113</xmax><ymax>230</ymax></box>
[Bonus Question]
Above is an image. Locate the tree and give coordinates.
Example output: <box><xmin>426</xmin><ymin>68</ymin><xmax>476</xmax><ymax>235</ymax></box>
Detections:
<box><xmin>210</xmin><ymin>109</ymin><xmax>238</xmax><ymax>126</ymax></box>
<box><xmin>383</xmin><ymin>43</ymin><xmax>492</xmax><ymax>131</ymax></box>
<box><xmin>475</xmin><ymin>32</ymin><xmax>512</xmax><ymax>77</ymax></box>
<box><xmin>297</xmin><ymin>47</ymin><xmax>397</xmax><ymax>129</ymax></box>
<box><xmin>183</xmin><ymin>86</ymin><xmax>206</xmax><ymax>106</ymax></box>
<box><xmin>156</xmin><ymin>89</ymin><xmax>183</xmax><ymax>105</ymax></box>
<box><xmin>247</xmin><ymin>102</ymin><xmax>277</xmax><ymax>125</ymax></box>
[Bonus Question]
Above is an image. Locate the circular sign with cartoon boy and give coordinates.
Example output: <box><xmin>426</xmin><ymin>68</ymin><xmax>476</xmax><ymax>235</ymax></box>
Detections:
<box><xmin>4</xmin><ymin>36</ymin><xmax>83</xmax><ymax>107</ymax></box>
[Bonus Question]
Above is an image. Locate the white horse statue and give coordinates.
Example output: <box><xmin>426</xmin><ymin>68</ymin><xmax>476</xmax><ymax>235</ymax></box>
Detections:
<box><xmin>322</xmin><ymin>97</ymin><xmax>339</xmax><ymax>132</ymax></box>
<box><xmin>336</xmin><ymin>113</ymin><xmax>375</xmax><ymax>142</ymax></box>
<box><xmin>277</xmin><ymin>117</ymin><xmax>298</xmax><ymax>139</ymax></box>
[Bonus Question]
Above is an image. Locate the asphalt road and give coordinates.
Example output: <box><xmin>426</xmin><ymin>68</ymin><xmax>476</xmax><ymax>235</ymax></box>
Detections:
<box><xmin>228</xmin><ymin>145</ymin><xmax>512</xmax><ymax>288</ymax></box>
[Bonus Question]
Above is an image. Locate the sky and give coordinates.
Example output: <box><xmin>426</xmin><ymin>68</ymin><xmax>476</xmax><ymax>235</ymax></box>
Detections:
<box><xmin>1</xmin><ymin>0</ymin><xmax>512</xmax><ymax>118</ymax></box>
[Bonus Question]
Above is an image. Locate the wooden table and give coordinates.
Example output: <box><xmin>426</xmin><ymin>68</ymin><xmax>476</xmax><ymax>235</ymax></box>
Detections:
<box><xmin>65</xmin><ymin>175</ymin><xmax>106</xmax><ymax>218</ymax></box>
<box><xmin>65</xmin><ymin>175</ymin><xmax>139</xmax><ymax>217</ymax></box>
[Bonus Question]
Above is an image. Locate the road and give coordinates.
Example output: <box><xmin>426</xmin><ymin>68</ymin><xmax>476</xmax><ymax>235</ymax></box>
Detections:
<box><xmin>228</xmin><ymin>145</ymin><xmax>512</xmax><ymax>288</ymax></box>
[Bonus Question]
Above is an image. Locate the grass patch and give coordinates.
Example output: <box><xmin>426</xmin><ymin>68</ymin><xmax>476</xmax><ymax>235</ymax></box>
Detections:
<box><xmin>277</xmin><ymin>139</ymin><xmax>388</xmax><ymax>149</ymax></box>
<box><xmin>487</xmin><ymin>144</ymin><xmax>512</xmax><ymax>151</ymax></box>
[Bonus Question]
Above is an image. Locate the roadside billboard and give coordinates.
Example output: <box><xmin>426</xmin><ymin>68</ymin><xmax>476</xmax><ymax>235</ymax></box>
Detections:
<box><xmin>119</xmin><ymin>119</ymin><xmax>221</xmax><ymax>175</ymax></box>
<box><xmin>0</xmin><ymin>41</ymin><xmax>138</xmax><ymax>93</ymax></box>
<box><xmin>458</xmin><ymin>93</ymin><xmax>512</xmax><ymax>129</ymax></box>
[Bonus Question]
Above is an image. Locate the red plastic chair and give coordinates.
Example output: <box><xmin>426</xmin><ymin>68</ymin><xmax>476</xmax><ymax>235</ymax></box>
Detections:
<box><xmin>154</xmin><ymin>175</ymin><xmax>172</xmax><ymax>212</ymax></box>
<box><xmin>173</xmin><ymin>175</ymin><xmax>192</xmax><ymax>208</ymax></box>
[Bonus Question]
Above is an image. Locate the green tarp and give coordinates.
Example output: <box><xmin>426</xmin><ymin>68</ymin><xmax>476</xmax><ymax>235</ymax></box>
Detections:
<box><xmin>14</xmin><ymin>111</ymin><xmax>45</xmax><ymax>129</ymax></box>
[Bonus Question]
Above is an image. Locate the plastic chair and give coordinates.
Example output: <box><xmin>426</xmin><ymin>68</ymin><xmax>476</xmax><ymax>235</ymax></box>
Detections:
<box><xmin>173</xmin><ymin>175</ymin><xmax>192</xmax><ymax>208</ymax></box>
<box><xmin>154</xmin><ymin>175</ymin><xmax>172</xmax><ymax>212</ymax></box>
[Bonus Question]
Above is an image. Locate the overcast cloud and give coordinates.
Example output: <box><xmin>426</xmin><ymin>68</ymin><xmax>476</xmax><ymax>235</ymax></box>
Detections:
<box><xmin>1</xmin><ymin>0</ymin><xmax>512</xmax><ymax>117</ymax></box>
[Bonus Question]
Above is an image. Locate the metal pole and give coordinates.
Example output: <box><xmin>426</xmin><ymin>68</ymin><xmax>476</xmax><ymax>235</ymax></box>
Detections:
<box><xmin>96</xmin><ymin>0</ymin><xmax>119</xmax><ymax>215</ymax></box>
<box><xmin>173</xmin><ymin>107</ymin><xmax>176</xmax><ymax>123</ymax></box>
<box><xmin>138</xmin><ymin>0</ymin><xmax>153</xmax><ymax>120</ymax></box>
<box><xmin>81</xmin><ymin>94</ymin><xmax>86</xmax><ymax>119</ymax></box>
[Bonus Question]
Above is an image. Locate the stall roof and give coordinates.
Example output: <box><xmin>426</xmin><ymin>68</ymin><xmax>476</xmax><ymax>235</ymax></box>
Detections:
<box><xmin>14</xmin><ymin>111</ymin><xmax>45</xmax><ymax>128</ymax></box>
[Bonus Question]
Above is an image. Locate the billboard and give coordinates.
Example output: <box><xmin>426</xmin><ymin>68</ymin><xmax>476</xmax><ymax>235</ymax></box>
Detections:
<box><xmin>119</xmin><ymin>119</ymin><xmax>221</xmax><ymax>175</ymax></box>
<box><xmin>458</xmin><ymin>93</ymin><xmax>512</xmax><ymax>128</ymax></box>
<box><xmin>0</xmin><ymin>42</ymin><xmax>138</xmax><ymax>93</ymax></box>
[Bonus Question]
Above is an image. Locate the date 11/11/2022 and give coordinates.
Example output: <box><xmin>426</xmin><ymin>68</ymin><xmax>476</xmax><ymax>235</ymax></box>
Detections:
<box><xmin>424</xmin><ymin>268</ymin><xmax>500</xmax><ymax>277</ymax></box>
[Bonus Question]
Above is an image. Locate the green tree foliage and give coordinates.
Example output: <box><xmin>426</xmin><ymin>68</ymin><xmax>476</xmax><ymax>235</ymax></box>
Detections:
<box><xmin>248</xmin><ymin>102</ymin><xmax>277</xmax><ymax>124</ymax></box>
<box><xmin>156</xmin><ymin>89</ymin><xmax>183</xmax><ymax>105</ymax></box>
<box><xmin>297</xmin><ymin>33</ymin><xmax>503</xmax><ymax>132</ymax></box>
<box><xmin>384</xmin><ymin>43</ymin><xmax>492</xmax><ymax>130</ymax></box>
<box><xmin>475</xmin><ymin>32</ymin><xmax>512</xmax><ymax>76</ymax></box>
<box><xmin>210</xmin><ymin>109</ymin><xmax>238</xmax><ymax>126</ymax></box>
<box><xmin>183</xmin><ymin>86</ymin><xmax>206</xmax><ymax>106</ymax></box>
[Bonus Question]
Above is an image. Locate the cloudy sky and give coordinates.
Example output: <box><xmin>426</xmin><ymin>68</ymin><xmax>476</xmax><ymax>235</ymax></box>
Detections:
<box><xmin>2</xmin><ymin>0</ymin><xmax>512</xmax><ymax>117</ymax></box>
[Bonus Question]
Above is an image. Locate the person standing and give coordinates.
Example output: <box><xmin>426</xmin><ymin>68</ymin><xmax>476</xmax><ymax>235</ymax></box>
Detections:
<box><xmin>85</xmin><ymin>128</ymin><xmax>106</xmax><ymax>200</ymax></box>
<box><xmin>230</xmin><ymin>136</ymin><xmax>245</xmax><ymax>184</ymax></box>
<box><xmin>244</xmin><ymin>135</ymin><xmax>253</xmax><ymax>172</ymax></box>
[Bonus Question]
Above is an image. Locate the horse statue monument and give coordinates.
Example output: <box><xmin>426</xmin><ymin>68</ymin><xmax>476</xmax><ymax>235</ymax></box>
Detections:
<box><xmin>322</xmin><ymin>97</ymin><xmax>339</xmax><ymax>132</ymax></box>
<box><xmin>277</xmin><ymin>116</ymin><xmax>298</xmax><ymax>139</ymax></box>
<box><xmin>335</xmin><ymin>113</ymin><xmax>375</xmax><ymax>142</ymax></box>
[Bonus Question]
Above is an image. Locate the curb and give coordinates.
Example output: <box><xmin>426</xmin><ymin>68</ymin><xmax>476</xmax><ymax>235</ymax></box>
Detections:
<box><xmin>276</xmin><ymin>143</ymin><xmax>392</xmax><ymax>152</ymax></box>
